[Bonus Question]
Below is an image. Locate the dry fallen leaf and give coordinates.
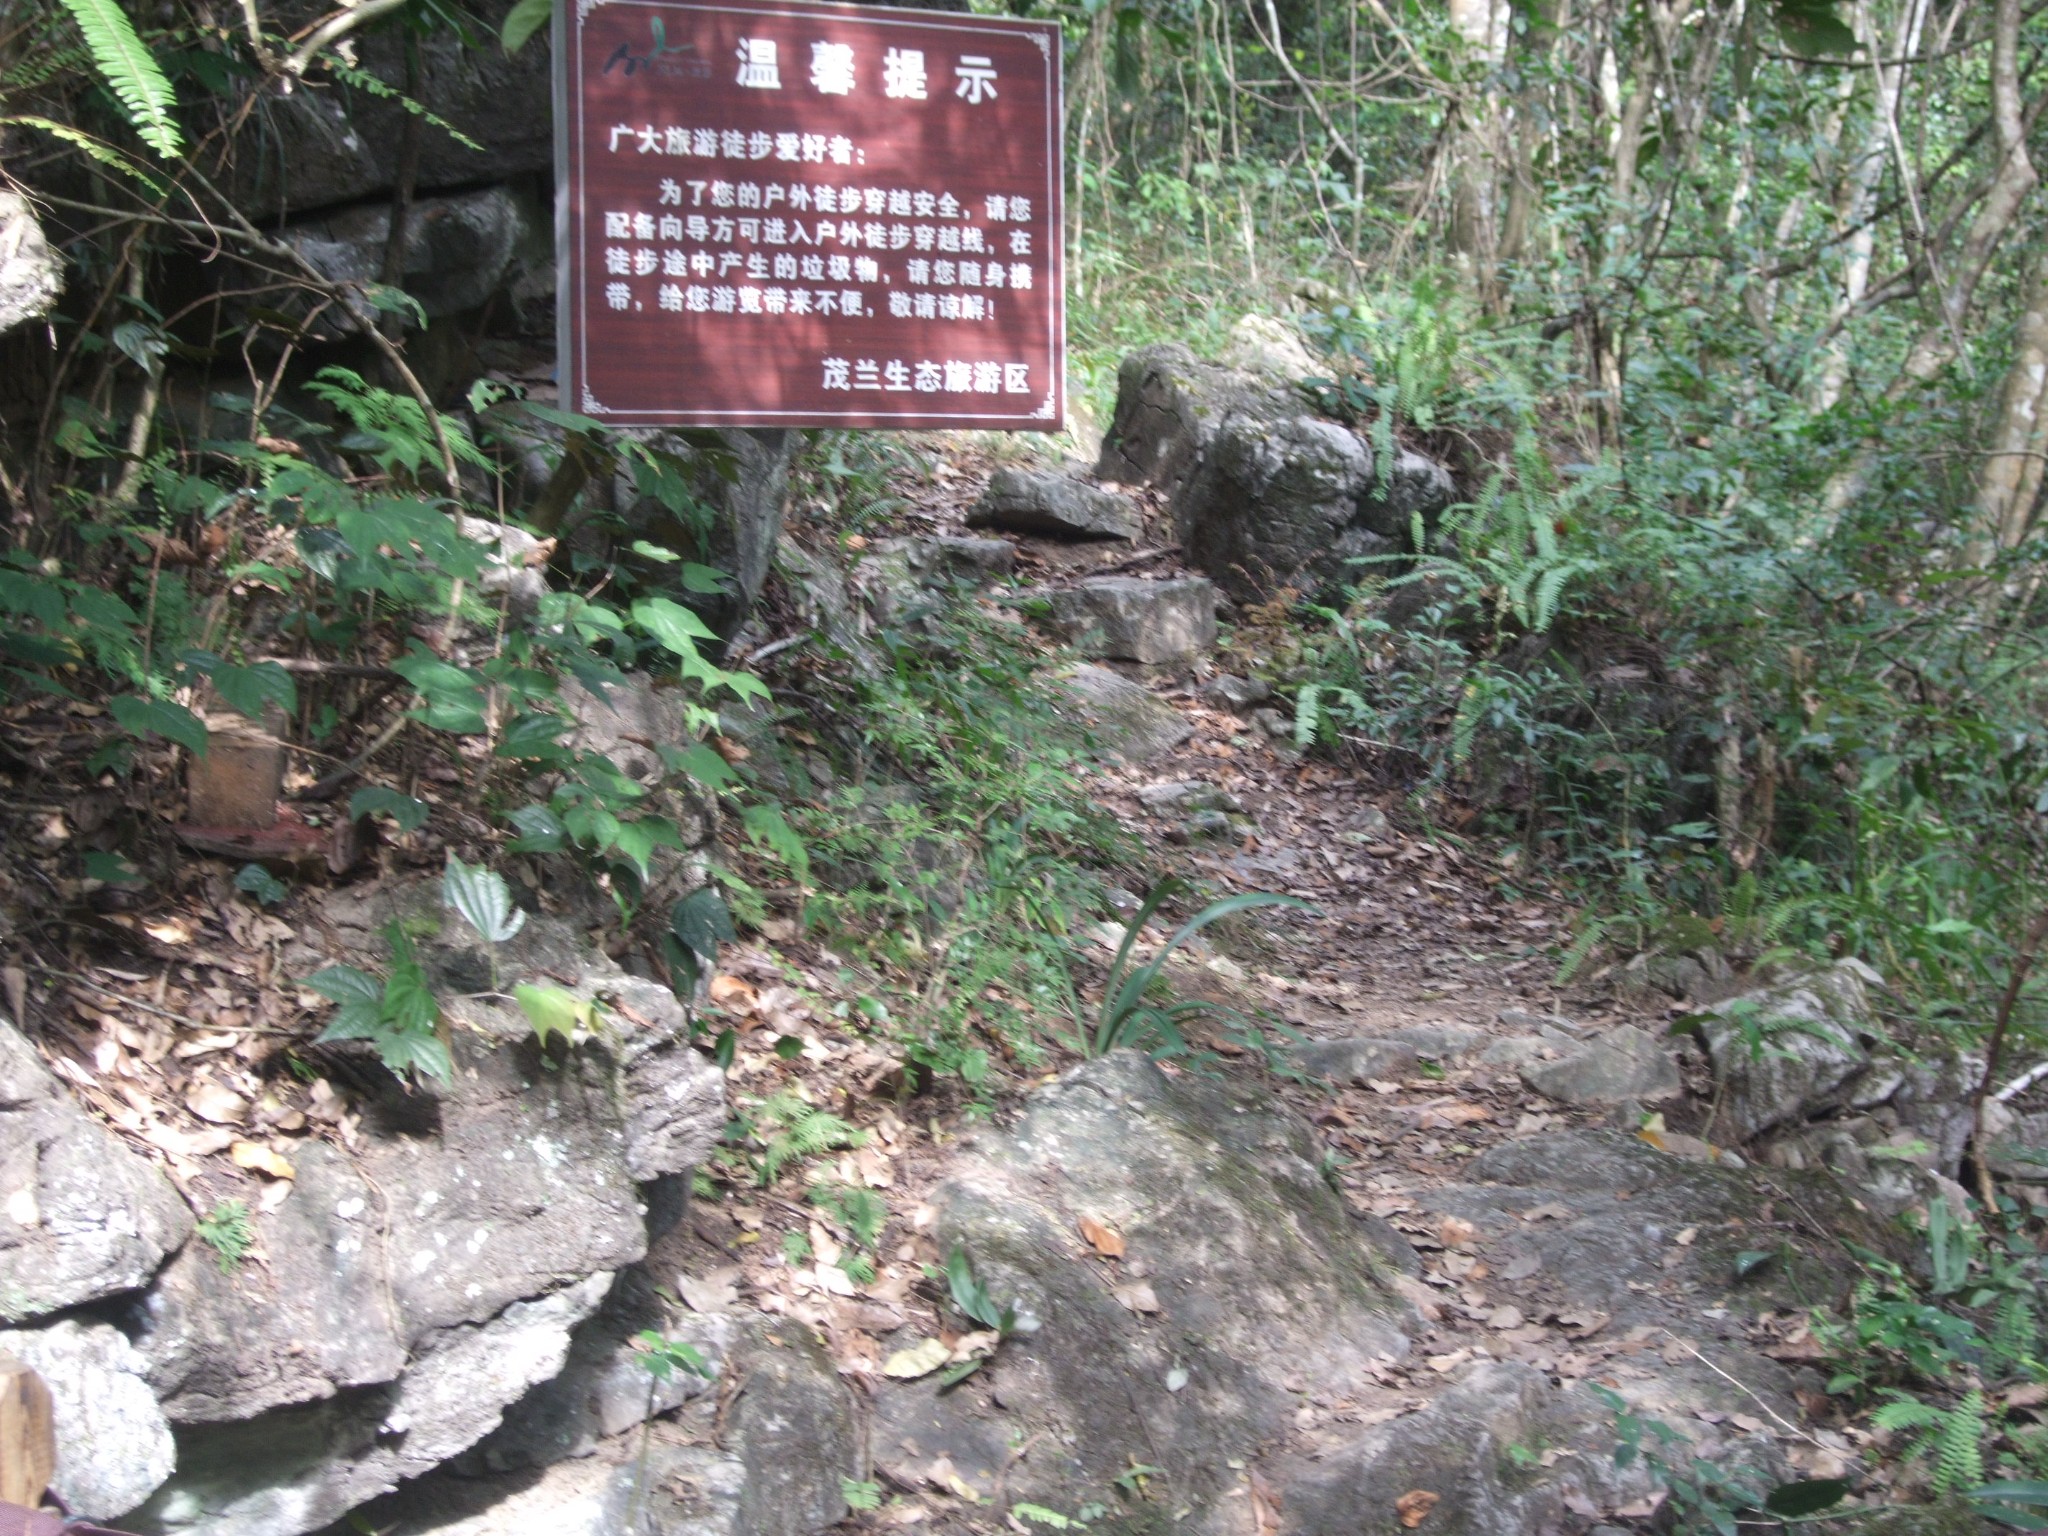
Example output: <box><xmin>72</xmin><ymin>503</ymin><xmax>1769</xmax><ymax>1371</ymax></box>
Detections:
<box><xmin>1520</xmin><ymin>1202</ymin><xmax>1572</xmax><ymax>1222</ymax></box>
<box><xmin>1417</xmin><ymin>1103</ymin><xmax>1491</xmax><ymax>1130</ymax></box>
<box><xmin>1079</xmin><ymin>1216</ymin><xmax>1127</xmax><ymax>1258</ymax></box>
<box><xmin>1248</xmin><ymin>1470</ymin><xmax>1282</xmax><ymax>1536</ymax></box>
<box><xmin>1487</xmin><ymin>1305</ymin><xmax>1525</xmax><ymax>1331</ymax></box>
<box><xmin>1114</xmin><ymin>1281</ymin><xmax>1161</xmax><ymax>1314</ymax></box>
<box><xmin>184</xmin><ymin>1082</ymin><xmax>248</xmax><ymax>1125</ymax></box>
<box><xmin>883</xmin><ymin>1337</ymin><xmax>951</xmax><ymax>1379</ymax></box>
<box><xmin>948</xmin><ymin>1329</ymin><xmax>1001</xmax><ymax>1363</ymax></box>
<box><xmin>1437</xmin><ymin>1216</ymin><xmax>1476</xmax><ymax>1250</ymax></box>
<box><xmin>677</xmin><ymin>1265</ymin><xmax>742</xmax><ymax>1313</ymax></box>
<box><xmin>708</xmin><ymin>974</ymin><xmax>759</xmax><ymax>1014</ymax></box>
<box><xmin>230</xmin><ymin>1140</ymin><xmax>294</xmax><ymax>1180</ymax></box>
<box><xmin>1388</xmin><ymin>1272</ymin><xmax>1442</xmax><ymax>1321</ymax></box>
<box><xmin>1395</xmin><ymin>1489</ymin><xmax>1440</xmax><ymax>1527</ymax></box>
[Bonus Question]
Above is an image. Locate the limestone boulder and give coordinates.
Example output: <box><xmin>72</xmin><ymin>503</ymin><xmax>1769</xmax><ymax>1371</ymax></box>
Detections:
<box><xmin>1699</xmin><ymin>960</ymin><xmax>1880</xmax><ymax>1140</ymax></box>
<box><xmin>968</xmin><ymin>467</ymin><xmax>1141</xmax><ymax>541</ymax></box>
<box><xmin>856</xmin><ymin>534</ymin><xmax>1015</xmax><ymax>625</ymax></box>
<box><xmin>1216</xmin><ymin>312</ymin><xmax>1320</xmax><ymax>384</ymax></box>
<box><xmin>280</xmin><ymin>185</ymin><xmax>548</xmax><ymax>330</ymax></box>
<box><xmin>0</xmin><ymin>1017</ymin><xmax>191</xmax><ymax>1324</ymax></box>
<box><xmin>134</xmin><ymin>1272</ymin><xmax>614</xmax><ymax>1536</ymax></box>
<box><xmin>871</xmin><ymin>1053</ymin><xmax>1419</xmax><ymax>1525</ymax></box>
<box><xmin>137</xmin><ymin>1139</ymin><xmax>407</xmax><ymax>1423</ymax></box>
<box><xmin>1180</xmin><ymin>410</ymin><xmax>1375</xmax><ymax>601</ymax></box>
<box><xmin>1094</xmin><ymin>342</ymin><xmax>1458</xmax><ymax>603</ymax></box>
<box><xmin>1520</xmin><ymin>1024</ymin><xmax>1682</xmax><ymax>1107</ymax></box>
<box><xmin>222</xmin><ymin>6</ymin><xmax>556</xmax><ymax>220</ymax></box>
<box><xmin>0</xmin><ymin>192</ymin><xmax>61</xmax><ymax>335</ymax></box>
<box><xmin>1052</xmin><ymin>664</ymin><xmax>1193</xmax><ymax>762</ymax></box>
<box><xmin>1040</xmin><ymin>576</ymin><xmax>1218</xmax><ymax>665</ymax></box>
<box><xmin>0</xmin><ymin>1318</ymin><xmax>175</xmax><ymax>1520</ymax></box>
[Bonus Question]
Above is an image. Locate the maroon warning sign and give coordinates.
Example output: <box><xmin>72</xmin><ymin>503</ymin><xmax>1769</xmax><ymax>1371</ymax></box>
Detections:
<box><xmin>554</xmin><ymin>0</ymin><xmax>1064</xmax><ymax>429</ymax></box>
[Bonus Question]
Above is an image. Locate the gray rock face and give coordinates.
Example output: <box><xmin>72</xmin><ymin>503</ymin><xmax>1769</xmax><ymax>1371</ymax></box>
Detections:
<box><xmin>1053</xmin><ymin>664</ymin><xmax>1194</xmax><ymax>761</ymax></box>
<box><xmin>465</xmin><ymin>1280</ymin><xmax>734</xmax><ymax>1473</ymax></box>
<box><xmin>222</xmin><ymin>18</ymin><xmax>556</xmax><ymax>220</ymax></box>
<box><xmin>457</xmin><ymin>516</ymin><xmax>549</xmax><ymax>621</ymax></box>
<box><xmin>0</xmin><ymin>192</ymin><xmax>61</xmax><ymax>335</ymax></box>
<box><xmin>857</xmin><ymin>534</ymin><xmax>1015</xmax><ymax>625</ymax></box>
<box><xmin>1356</xmin><ymin>446</ymin><xmax>1461</xmax><ymax>542</ymax></box>
<box><xmin>137</xmin><ymin>1273</ymin><xmax>614</xmax><ymax>1536</ymax></box>
<box><xmin>968</xmin><ymin>467</ymin><xmax>1141</xmax><ymax>541</ymax></box>
<box><xmin>281</xmin><ymin>185</ymin><xmax>547</xmax><ymax>327</ymax></box>
<box><xmin>1094</xmin><ymin>342</ymin><xmax>1457</xmax><ymax>603</ymax></box>
<box><xmin>1431</xmin><ymin>1130</ymin><xmax>1885</xmax><ymax>1319</ymax></box>
<box><xmin>363</xmin><ymin>1437</ymin><xmax>748</xmax><ymax>1536</ymax></box>
<box><xmin>613</xmin><ymin>429</ymin><xmax>798</xmax><ymax>638</ymax></box>
<box><xmin>1041</xmin><ymin>576</ymin><xmax>1218</xmax><ymax>665</ymax></box>
<box><xmin>1096</xmin><ymin>341</ymin><xmax>1260</xmax><ymax>495</ymax></box>
<box><xmin>1216</xmin><ymin>313</ymin><xmax>1320</xmax><ymax>384</ymax></box>
<box><xmin>1278</xmin><ymin>1363</ymin><xmax>1651</xmax><ymax>1536</ymax></box>
<box><xmin>131</xmin><ymin>885</ymin><xmax>725</xmax><ymax>1534</ymax></box>
<box><xmin>1293</xmin><ymin>1036</ymin><xmax>1421</xmax><ymax>1083</ymax></box>
<box><xmin>1987</xmin><ymin>1108</ymin><xmax>2048</xmax><ymax>1182</ymax></box>
<box><xmin>872</xmin><ymin>1054</ymin><xmax>1417</xmax><ymax>1524</ymax></box>
<box><xmin>0</xmin><ymin>1318</ymin><xmax>175</xmax><ymax>1519</ymax></box>
<box><xmin>138</xmin><ymin>1140</ymin><xmax>407</xmax><ymax>1423</ymax></box>
<box><xmin>1197</xmin><ymin>673</ymin><xmax>1271</xmax><ymax>711</ymax></box>
<box><xmin>1181</xmin><ymin>412</ymin><xmax>1375</xmax><ymax>602</ymax></box>
<box><xmin>1700</xmin><ymin>961</ymin><xmax>1878</xmax><ymax>1139</ymax></box>
<box><xmin>0</xmin><ymin>1018</ymin><xmax>191</xmax><ymax>1324</ymax></box>
<box><xmin>332</xmin><ymin>1320</ymin><xmax>856</xmax><ymax>1536</ymax></box>
<box><xmin>1520</xmin><ymin>1024</ymin><xmax>1682</xmax><ymax>1106</ymax></box>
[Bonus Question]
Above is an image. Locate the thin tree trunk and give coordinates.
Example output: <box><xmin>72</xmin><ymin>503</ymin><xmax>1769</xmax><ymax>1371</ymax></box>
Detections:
<box><xmin>1975</xmin><ymin>237</ymin><xmax>2048</xmax><ymax>552</ymax></box>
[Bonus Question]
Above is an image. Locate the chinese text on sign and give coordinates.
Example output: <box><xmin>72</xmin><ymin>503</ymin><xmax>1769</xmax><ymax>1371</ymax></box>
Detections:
<box><xmin>556</xmin><ymin>0</ymin><xmax>1064</xmax><ymax>429</ymax></box>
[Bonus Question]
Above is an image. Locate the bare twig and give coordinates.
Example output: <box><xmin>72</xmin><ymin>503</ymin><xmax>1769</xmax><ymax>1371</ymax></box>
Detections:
<box><xmin>1972</xmin><ymin>906</ymin><xmax>2048</xmax><ymax>1209</ymax></box>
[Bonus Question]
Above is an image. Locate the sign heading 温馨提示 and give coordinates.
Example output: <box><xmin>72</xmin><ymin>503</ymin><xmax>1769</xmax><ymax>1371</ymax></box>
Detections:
<box><xmin>555</xmin><ymin>0</ymin><xmax>1064</xmax><ymax>429</ymax></box>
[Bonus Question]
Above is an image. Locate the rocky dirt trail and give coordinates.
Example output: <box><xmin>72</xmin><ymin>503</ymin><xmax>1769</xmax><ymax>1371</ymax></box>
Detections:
<box><xmin>0</xmin><ymin>331</ymin><xmax>2004</xmax><ymax>1536</ymax></box>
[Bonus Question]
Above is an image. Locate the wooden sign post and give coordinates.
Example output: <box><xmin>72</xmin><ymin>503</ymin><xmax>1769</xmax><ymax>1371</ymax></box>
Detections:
<box><xmin>0</xmin><ymin>1355</ymin><xmax>54</xmax><ymax>1511</ymax></box>
<box><xmin>554</xmin><ymin>0</ymin><xmax>1064</xmax><ymax>429</ymax></box>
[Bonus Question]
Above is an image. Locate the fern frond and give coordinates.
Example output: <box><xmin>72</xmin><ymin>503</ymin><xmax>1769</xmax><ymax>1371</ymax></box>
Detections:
<box><xmin>323</xmin><ymin>59</ymin><xmax>485</xmax><ymax>152</ymax></box>
<box><xmin>52</xmin><ymin>0</ymin><xmax>181</xmax><ymax>157</ymax></box>
<box><xmin>1933</xmin><ymin>1391</ymin><xmax>1985</xmax><ymax>1494</ymax></box>
<box><xmin>4</xmin><ymin>114</ymin><xmax>165</xmax><ymax>192</ymax></box>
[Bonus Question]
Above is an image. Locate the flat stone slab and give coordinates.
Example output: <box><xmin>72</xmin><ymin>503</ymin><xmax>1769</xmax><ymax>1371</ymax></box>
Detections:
<box><xmin>1041</xmin><ymin>576</ymin><xmax>1218</xmax><ymax>665</ymax></box>
<box><xmin>1053</xmin><ymin>664</ymin><xmax>1194</xmax><ymax>762</ymax></box>
<box><xmin>1519</xmin><ymin>1024</ymin><xmax>1681</xmax><ymax>1106</ymax></box>
<box><xmin>968</xmin><ymin>467</ymin><xmax>1140</xmax><ymax>541</ymax></box>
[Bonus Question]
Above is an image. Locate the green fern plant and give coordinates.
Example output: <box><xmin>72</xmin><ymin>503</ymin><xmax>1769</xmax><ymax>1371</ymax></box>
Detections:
<box><xmin>1872</xmin><ymin>1389</ymin><xmax>1986</xmax><ymax>1494</ymax></box>
<box><xmin>754</xmin><ymin>1089</ymin><xmax>865</xmax><ymax>1185</ymax></box>
<box><xmin>51</xmin><ymin>0</ymin><xmax>181</xmax><ymax>157</ymax></box>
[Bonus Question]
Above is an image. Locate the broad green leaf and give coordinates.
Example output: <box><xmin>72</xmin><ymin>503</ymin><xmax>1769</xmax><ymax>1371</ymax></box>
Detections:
<box><xmin>632</xmin><ymin>596</ymin><xmax>719</xmax><ymax>655</ymax></box>
<box><xmin>515</xmin><ymin>983</ymin><xmax>595</xmax><ymax>1047</ymax></box>
<box><xmin>670</xmin><ymin>741</ymin><xmax>741</xmax><ymax>791</ymax></box>
<box><xmin>209</xmin><ymin>661</ymin><xmax>296</xmax><ymax>721</ymax></box>
<box><xmin>233</xmin><ymin>862</ymin><xmax>288</xmax><ymax>905</ymax></box>
<box><xmin>443</xmin><ymin>854</ymin><xmax>526</xmax><ymax>944</ymax></box>
<box><xmin>671</xmin><ymin>886</ymin><xmax>736</xmax><ymax>961</ymax></box>
<box><xmin>83</xmin><ymin>850</ymin><xmax>139</xmax><ymax>882</ymax></box>
<box><xmin>500</xmin><ymin>0</ymin><xmax>551</xmax><ymax>53</ymax></box>
<box><xmin>306</xmin><ymin>964</ymin><xmax>384</xmax><ymax>1040</ymax></box>
<box><xmin>110</xmin><ymin>694</ymin><xmax>208</xmax><ymax>755</ymax></box>
<box><xmin>349</xmin><ymin>786</ymin><xmax>429</xmax><ymax>832</ymax></box>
